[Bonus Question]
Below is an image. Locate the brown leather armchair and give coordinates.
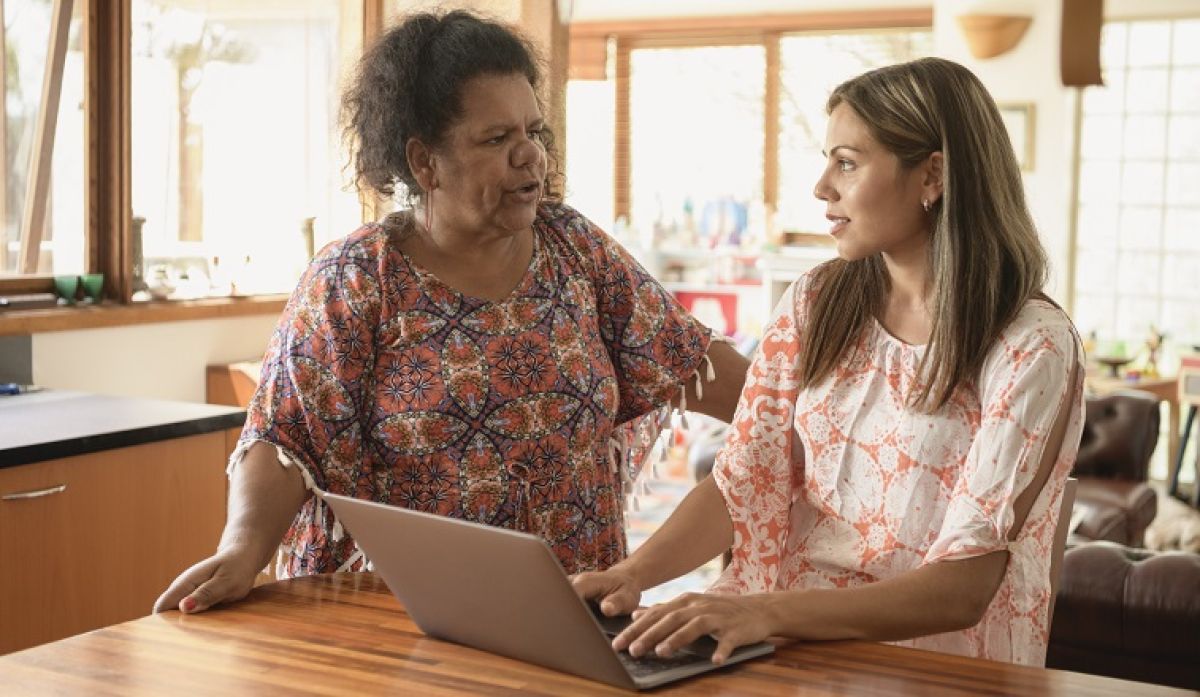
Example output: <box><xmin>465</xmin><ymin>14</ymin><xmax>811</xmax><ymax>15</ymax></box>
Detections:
<box><xmin>1048</xmin><ymin>541</ymin><xmax>1200</xmax><ymax>690</ymax></box>
<box><xmin>1071</xmin><ymin>391</ymin><xmax>1160</xmax><ymax>547</ymax></box>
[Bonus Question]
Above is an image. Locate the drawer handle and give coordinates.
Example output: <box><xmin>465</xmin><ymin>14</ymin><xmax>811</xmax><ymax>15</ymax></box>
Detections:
<box><xmin>2</xmin><ymin>484</ymin><xmax>67</xmax><ymax>500</ymax></box>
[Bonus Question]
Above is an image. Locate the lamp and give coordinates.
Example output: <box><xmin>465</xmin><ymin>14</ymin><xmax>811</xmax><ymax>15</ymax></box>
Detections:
<box><xmin>956</xmin><ymin>13</ymin><xmax>1033</xmax><ymax>59</ymax></box>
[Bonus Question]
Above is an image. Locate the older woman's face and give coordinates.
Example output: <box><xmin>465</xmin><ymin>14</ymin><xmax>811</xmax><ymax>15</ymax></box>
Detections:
<box><xmin>432</xmin><ymin>72</ymin><xmax>547</xmax><ymax>238</ymax></box>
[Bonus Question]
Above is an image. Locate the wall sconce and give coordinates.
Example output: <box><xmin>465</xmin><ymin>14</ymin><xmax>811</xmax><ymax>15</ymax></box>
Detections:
<box><xmin>956</xmin><ymin>14</ymin><xmax>1033</xmax><ymax>59</ymax></box>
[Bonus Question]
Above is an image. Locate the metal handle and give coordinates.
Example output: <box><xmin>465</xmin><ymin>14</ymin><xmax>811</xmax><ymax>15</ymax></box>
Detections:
<box><xmin>2</xmin><ymin>484</ymin><xmax>67</xmax><ymax>501</ymax></box>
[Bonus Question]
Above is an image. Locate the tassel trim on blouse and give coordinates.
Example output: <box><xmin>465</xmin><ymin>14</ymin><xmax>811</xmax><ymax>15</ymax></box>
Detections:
<box><xmin>609</xmin><ymin>337</ymin><xmax>728</xmax><ymax>513</ymax></box>
<box><xmin>226</xmin><ymin>439</ymin><xmax>372</xmax><ymax>580</ymax></box>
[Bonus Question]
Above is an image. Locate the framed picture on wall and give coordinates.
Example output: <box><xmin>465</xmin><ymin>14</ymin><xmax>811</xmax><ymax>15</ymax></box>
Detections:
<box><xmin>997</xmin><ymin>102</ymin><xmax>1035</xmax><ymax>172</ymax></box>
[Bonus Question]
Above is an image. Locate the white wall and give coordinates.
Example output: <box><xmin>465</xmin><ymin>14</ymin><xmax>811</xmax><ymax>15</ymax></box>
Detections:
<box><xmin>31</xmin><ymin>314</ymin><xmax>278</xmax><ymax>403</ymax></box>
<box><xmin>933</xmin><ymin>0</ymin><xmax>1074</xmax><ymax>302</ymax></box>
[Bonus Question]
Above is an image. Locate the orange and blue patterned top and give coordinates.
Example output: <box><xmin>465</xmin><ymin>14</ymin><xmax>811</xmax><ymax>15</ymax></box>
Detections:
<box><xmin>238</xmin><ymin>202</ymin><xmax>711</xmax><ymax>578</ymax></box>
<box><xmin>712</xmin><ymin>272</ymin><xmax>1084</xmax><ymax>666</ymax></box>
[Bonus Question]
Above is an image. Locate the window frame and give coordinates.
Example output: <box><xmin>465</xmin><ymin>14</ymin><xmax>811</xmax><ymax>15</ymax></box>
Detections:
<box><xmin>569</xmin><ymin>8</ymin><xmax>933</xmax><ymax>225</ymax></box>
<box><xmin>0</xmin><ymin>0</ymin><xmax>384</xmax><ymax>334</ymax></box>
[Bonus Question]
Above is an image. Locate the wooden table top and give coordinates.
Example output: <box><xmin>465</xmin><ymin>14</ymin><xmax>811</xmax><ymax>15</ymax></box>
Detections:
<box><xmin>0</xmin><ymin>572</ymin><xmax>1187</xmax><ymax>696</ymax></box>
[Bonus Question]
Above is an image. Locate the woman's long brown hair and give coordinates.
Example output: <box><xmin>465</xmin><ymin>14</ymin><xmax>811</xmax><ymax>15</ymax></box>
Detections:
<box><xmin>801</xmin><ymin>57</ymin><xmax>1048</xmax><ymax>411</ymax></box>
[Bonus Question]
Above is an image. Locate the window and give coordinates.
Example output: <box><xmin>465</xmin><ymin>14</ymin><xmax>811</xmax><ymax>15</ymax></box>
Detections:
<box><xmin>776</xmin><ymin>30</ymin><xmax>932</xmax><ymax>236</ymax></box>
<box><xmin>1</xmin><ymin>0</ymin><xmax>85</xmax><ymax>278</ymax></box>
<box><xmin>628</xmin><ymin>45</ymin><xmax>765</xmax><ymax>249</ymax></box>
<box><xmin>130</xmin><ymin>1</ymin><xmax>360</xmax><ymax>300</ymax></box>
<box><xmin>564</xmin><ymin>78</ymin><xmax>614</xmax><ymax>231</ymax></box>
<box><xmin>1072</xmin><ymin>19</ymin><xmax>1200</xmax><ymax>350</ymax></box>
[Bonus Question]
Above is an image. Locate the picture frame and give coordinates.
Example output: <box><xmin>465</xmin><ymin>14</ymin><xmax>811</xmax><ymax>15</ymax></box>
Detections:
<box><xmin>997</xmin><ymin>102</ymin><xmax>1035</xmax><ymax>172</ymax></box>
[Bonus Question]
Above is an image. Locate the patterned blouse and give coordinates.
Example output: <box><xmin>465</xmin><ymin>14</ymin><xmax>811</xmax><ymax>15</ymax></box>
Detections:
<box><xmin>237</xmin><ymin>202</ymin><xmax>711</xmax><ymax>578</ymax></box>
<box><xmin>711</xmin><ymin>273</ymin><xmax>1084</xmax><ymax>666</ymax></box>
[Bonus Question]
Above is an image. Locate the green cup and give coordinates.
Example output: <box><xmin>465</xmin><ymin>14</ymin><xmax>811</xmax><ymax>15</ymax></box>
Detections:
<box><xmin>53</xmin><ymin>275</ymin><xmax>80</xmax><ymax>304</ymax></box>
<box><xmin>81</xmin><ymin>273</ymin><xmax>104</xmax><ymax>302</ymax></box>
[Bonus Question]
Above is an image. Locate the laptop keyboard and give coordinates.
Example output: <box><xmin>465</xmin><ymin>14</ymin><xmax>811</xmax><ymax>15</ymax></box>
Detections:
<box><xmin>616</xmin><ymin>648</ymin><xmax>712</xmax><ymax>679</ymax></box>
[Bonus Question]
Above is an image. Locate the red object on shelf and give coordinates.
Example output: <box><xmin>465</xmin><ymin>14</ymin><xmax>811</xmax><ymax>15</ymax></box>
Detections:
<box><xmin>672</xmin><ymin>289</ymin><xmax>738</xmax><ymax>336</ymax></box>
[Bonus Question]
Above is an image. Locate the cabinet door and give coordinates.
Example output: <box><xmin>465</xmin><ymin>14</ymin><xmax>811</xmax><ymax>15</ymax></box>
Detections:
<box><xmin>0</xmin><ymin>432</ymin><xmax>226</xmax><ymax>654</ymax></box>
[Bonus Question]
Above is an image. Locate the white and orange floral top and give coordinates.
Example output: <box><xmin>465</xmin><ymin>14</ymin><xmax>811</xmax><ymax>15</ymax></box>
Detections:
<box><xmin>711</xmin><ymin>272</ymin><xmax>1085</xmax><ymax>666</ymax></box>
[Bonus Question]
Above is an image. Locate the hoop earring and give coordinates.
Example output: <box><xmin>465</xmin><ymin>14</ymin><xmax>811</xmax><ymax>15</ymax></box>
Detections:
<box><xmin>424</xmin><ymin>190</ymin><xmax>433</xmax><ymax>234</ymax></box>
<box><xmin>922</xmin><ymin>199</ymin><xmax>932</xmax><ymax>212</ymax></box>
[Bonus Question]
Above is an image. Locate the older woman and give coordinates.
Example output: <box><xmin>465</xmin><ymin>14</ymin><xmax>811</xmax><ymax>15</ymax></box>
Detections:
<box><xmin>156</xmin><ymin>10</ymin><xmax>747</xmax><ymax>615</ymax></box>
<box><xmin>575</xmin><ymin>57</ymin><xmax>1084</xmax><ymax>667</ymax></box>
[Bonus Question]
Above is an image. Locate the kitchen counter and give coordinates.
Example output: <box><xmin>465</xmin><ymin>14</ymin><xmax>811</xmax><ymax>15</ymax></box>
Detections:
<box><xmin>0</xmin><ymin>390</ymin><xmax>245</xmax><ymax>468</ymax></box>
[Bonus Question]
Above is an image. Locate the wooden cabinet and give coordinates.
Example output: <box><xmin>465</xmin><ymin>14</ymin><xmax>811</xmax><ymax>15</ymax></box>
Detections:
<box><xmin>0</xmin><ymin>431</ymin><xmax>227</xmax><ymax>654</ymax></box>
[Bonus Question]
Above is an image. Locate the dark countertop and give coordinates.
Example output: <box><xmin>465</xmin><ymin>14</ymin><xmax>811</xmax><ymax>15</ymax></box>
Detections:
<box><xmin>0</xmin><ymin>390</ymin><xmax>245</xmax><ymax>469</ymax></box>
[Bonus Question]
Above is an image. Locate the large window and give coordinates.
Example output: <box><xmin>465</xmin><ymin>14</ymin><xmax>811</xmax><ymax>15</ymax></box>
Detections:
<box><xmin>1</xmin><ymin>0</ymin><xmax>85</xmax><ymax>277</ymax></box>
<box><xmin>564</xmin><ymin>24</ymin><xmax>932</xmax><ymax>247</ymax></box>
<box><xmin>1073</xmin><ymin>18</ymin><xmax>1200</xmax><ymax>350</ymax></box>
<box><xmin>131</xmin><ymin>1</ymin><xmax>359</xmax><ymax>300</ymax></box>
<box><xmin>776</xmin><ymin>30</ymin><xmax>932</xmax><ymax>236</ymax></box>
<box><xmin>628</xmin><ymin>45</ymin><xmax>765</xmax><ymax>250</ymax></box>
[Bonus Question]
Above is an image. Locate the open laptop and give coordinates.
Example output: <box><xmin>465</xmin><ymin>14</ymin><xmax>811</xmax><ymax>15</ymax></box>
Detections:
<box><xmin>321</xmin><ymin>492</ymin><xmax>775</xmax><ymax>690</ymax></box>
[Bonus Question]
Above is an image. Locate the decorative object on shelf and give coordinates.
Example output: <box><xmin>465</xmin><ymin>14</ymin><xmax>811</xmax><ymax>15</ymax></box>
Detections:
<box><xmin>1094</xmin><ymin>354</ymin><xmax>1134</xmax><ymax>379</ymax></box>
<box><xmin>53</xmin><ymin>275</ymin><xmax>80</xmax><ymax>305</ymax></box>
<box><xmin>997</xmin><ymin>102</ymin><xmax>1035</xmax><ymax>172</ymax></box>
<box><xmin>80</xmin><ymin>273</ymin><xmax>104</xmax><ymax>303</ymax></box>
<box><xmin>131</xmin><ymin>216</ymin><xmax>149</xmax><ymax>293</ymax></box>
<box><xmin>300</xmin><ymin>217</ymin><xmax>316</xmax><ymax>260</ymax></box>
<box><xmin>956</xmin><ymin>14</ymin><xmax>1033</xmax><ymax>59</ymax></box>
<box><xmin>1141</xmin><ymin>325</ymin><xmax>1165</xmax><ymax>379</ymax></box>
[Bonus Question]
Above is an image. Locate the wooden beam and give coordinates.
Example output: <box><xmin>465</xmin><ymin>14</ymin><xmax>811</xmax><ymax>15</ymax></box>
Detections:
<box><xmin>360</xmin><ymin>0</ymin><xmax>386</xmax><ymax>223</ymax></box>
<box><xmin>85</xmin><ymin>0</ymin><xmax>132</xmax><ymax>301</ymax></box>
<box><xmin>17</xmin><ymin>0</ymin><xmax>73</xmax><ymax>274</ymax></box>
<box><xmin>613</xmin><ymin>38</ymin><xmax>630</xmax><ymax>223</ymax></box>
<box><xmin>0</xmin><ymin>0</ymin><xmax>8</xmax><ymax>275</ymax></box>
<box><xmin>570</xmin><ymin>8</ymin><xmax>933</xmax><ymax>41</ymax></box>
<box><xmin>763</xmin><ymin>33</ymin><xmax>780</xmax><ymax>217</ymax></box>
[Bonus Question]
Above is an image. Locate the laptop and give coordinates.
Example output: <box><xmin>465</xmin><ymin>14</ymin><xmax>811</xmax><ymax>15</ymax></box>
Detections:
<box><xmin>321</xmin><ymin>492</ymin><xmax>775</xmax><ymax>690</ymax></box>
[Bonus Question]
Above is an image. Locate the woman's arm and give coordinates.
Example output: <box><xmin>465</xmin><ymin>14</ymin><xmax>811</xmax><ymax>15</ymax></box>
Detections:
<box><xmin>153</xmin><ymin>442</ymin><xmax>308</xmax><ymax>613</ymax></box>
<box><xmin>675</xmin><ymin>339</ymin><xmax>748</xmax><ymax>424</ymax></box>
<box><xmin>572</xmin><ymin>474</ymin><xmax>732</xmax><ymax>615</ymax></box>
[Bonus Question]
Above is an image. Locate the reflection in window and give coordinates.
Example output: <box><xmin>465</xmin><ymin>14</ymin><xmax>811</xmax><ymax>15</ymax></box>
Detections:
<box><xmin>628</xmin><ymin>45</ymin><xmax>765</xmax><ymax>250</ymax></box>
<box><xmin>1</xmin><ymin>0</ymin><xmax>85</xmax><ymax>277</ymax></box>
<box><xmin>131</xmin><ymin>1</ymin><xmax>357</xmax><ymax>299</ymax></box>
<box><xmin>1072</xmin><ymin>19</ymin><xmax>1200</xmax><ymax>346</ymax></box>
<box><xmin>776</xmin><ymin>30</ymin><xmax>930</xmax><ymax>237</ymax></box>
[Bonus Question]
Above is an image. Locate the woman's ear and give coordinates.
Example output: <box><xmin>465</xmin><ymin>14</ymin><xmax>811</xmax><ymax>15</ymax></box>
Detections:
<box><xmin>406</xmin><ymin>138</ymin><xmax>437</xmax><ymax>192</ymax></box>
<box><xmin>923</xmin><ymin>151</ymin><xmax>944</xmax><ymax>205</ymax></box>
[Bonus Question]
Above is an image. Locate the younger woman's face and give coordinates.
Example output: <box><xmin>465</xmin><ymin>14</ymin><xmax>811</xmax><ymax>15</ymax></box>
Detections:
<box><xmin>813</xmin><ymin>103</ymin><xmax>931</xmax><ymax>263</ymax></box>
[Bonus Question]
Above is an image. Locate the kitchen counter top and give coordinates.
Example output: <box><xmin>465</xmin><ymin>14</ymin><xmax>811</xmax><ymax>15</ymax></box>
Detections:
<box><xmin>0</xmin><ymin>390</ymin><xmax>245</xmax><ymax>468</ymax></box>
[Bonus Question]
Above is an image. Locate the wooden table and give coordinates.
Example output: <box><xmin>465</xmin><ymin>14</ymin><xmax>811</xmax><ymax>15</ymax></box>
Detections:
<box><xmin>1</xmin><ymin>573</ymin><xmax>1187</xmax><ymax>696</ymax></box>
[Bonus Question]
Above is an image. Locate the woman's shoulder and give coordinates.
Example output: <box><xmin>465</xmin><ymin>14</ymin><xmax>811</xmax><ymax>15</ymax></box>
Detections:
<box><xmin>312</xmin><ymin>223</ymin><xmax>390</xmax><ymax>264</ymax></box>
<box><xmin>534</xmin><ymin>200</ymin><xmax>617</xmax><ymax>262</ymax></box>
<box><xmin>987</xmin><ymin>296</ymin><xmax>1081</xmax><ymax>366</ymax></box>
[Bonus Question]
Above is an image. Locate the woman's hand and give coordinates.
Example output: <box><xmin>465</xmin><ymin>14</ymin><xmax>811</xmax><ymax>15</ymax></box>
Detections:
<box><xmin>614</xmin><ymin>592</ymin><xmax>776</xmax><ymax>665</ymax></box>
<box><xmin>152</xmin><ymin>545</ymin><xmax>262</xmax><ymax>614</ymax></box>
<box><xmin>570</xmin><ymin>566</ymin><xmax>643</xmax><ymax>617</ymax></box>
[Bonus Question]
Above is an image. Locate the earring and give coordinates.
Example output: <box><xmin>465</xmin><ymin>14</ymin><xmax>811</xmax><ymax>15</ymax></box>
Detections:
<box><xmin>424</xmin><ymin>189</ymin><xmax>433</xmax><ymax>234</ymax></box>
<box><xmin>922</xmin><ymin>199</ymin><xmax>932</xmax><ymax>212</ymax></box>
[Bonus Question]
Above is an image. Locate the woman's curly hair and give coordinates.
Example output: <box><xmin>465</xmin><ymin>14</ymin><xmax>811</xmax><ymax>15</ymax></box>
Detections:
<box><xmin>341</xmin><ymin>9</ymin><xmax>563</xmax><ymax>208</ymax></box>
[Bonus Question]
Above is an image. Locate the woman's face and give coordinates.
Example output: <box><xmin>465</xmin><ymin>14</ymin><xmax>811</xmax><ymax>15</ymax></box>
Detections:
<box><xmin>813</xmin><ymin>102</ymin><xmax>931</xmax><ymax>262</ymax></box>
<box><xmin>430</xmin><ymin>72</ymin><xmax>547</xmax><ymax>239</ymax></box>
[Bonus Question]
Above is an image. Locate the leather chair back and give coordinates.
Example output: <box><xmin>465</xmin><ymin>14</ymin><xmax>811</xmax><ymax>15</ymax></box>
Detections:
<box><xmin>1075</xmin><ymin>391</ymin><xmax>1160</xmax><ymax>481</ymax></box>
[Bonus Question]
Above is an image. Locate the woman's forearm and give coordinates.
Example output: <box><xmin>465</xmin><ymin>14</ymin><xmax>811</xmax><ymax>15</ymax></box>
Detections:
<box><xmin>761</xmin><ymin>550</ymin><xmax>1009</xmax><ymax>642</ymax></box>
<box><xmin>218</xmin><ymin>441</ymin><xmax>310</xmax><ymax>569</ymax></box>
<box><xmin>620</xmin><ymin>475</ymin><xmax>733</xmax><ymax>590</ymax></box>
